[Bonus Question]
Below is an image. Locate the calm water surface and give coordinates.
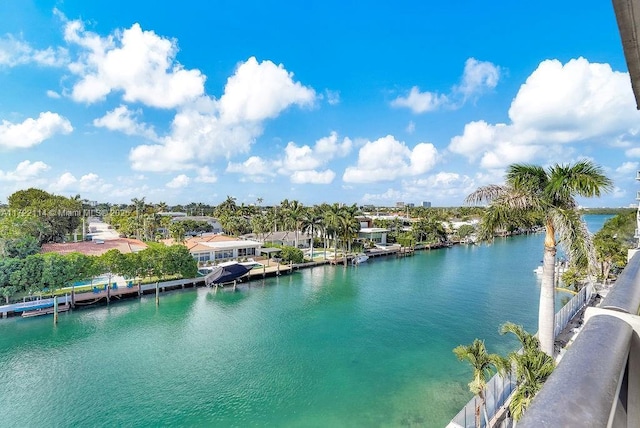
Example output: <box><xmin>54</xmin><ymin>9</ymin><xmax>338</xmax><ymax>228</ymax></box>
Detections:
<box><xmin>0</xmin><ymin>215</ymin><xmax>610</xmax><ymax>427</ymax></box>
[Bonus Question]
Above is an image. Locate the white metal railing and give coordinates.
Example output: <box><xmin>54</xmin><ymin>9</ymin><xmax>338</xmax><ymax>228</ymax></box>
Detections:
<box><xmin>520</xmin><ymin>252</ymin><xmax>640</xmax><ymax>427</ymax></box>
<box><xmin>554</xmin><ymin>282</ymin><xmax>594</xmax><ymax>338</ymax></box>
<box><xmin>448</xmin><ymin>283</ymin><xmax>595</xmax><ymax>427</ymax></box>
<box><xmin>447</xmin><ymin>370</ymin><xmax>517</xmax><ymax>428</ymax></box>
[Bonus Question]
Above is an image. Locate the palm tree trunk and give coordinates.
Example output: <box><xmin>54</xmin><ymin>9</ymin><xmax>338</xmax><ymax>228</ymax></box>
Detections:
<box><xmin>539</xmin><ymin>223</ymin><xmax>557</xmax><ymax>357</ymax></box>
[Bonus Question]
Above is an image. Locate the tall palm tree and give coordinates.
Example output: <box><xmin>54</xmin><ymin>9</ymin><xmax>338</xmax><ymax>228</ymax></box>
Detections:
<box><xmin>500</xmin><ymin>322</ymin><xmax>554</xmax><ymax>423</ymax></box>
<box><xmin>301</xmin><ymin>206</ymin><xmax>324</xmax><ymax>253</ymax></box>
<box><xmin>466</xmin><ymin>161</ymin><xmax>612</xmax><ymax>356</ymax></box>
<box><xmin>323</xmin><ymin>203</ymin><xmax>344</xmax><ymax>259</ymax></box>
<box><xmin>216</xmin><ymin>196</ymin><xmax>238</xmax><ymax>217</ymax></box>
<box><xmin>286</xmin><ymin>200</ymin><xmax>305</xmax><ymax>248</ymax></box>
<box><xmin>453</xmin><ymin>339</ymin><xmax>507</xmax><ymax>427</ymax></box>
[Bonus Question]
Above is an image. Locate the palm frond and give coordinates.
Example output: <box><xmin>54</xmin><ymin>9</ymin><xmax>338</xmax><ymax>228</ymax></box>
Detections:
<box><xmin>500</xmin><ymin>322</ymin><xmax>540</xmax><ymax>352</ymax></box>
<box><xmin>547</xmin><ymin>160</ymin><xmax>613</xmax><ymax>202</ymax></box>
<box><xmin>552</xmin><ymin>209</ymin><xmax>596</xmax><ymax>274</ymax></box>
<box><xmin>506</xmin><ymin>164</ymin><xmax>548</xmax><ymax>194</ymax></box>
<box><xmin>465</xmin><ymin>184</ymin><xmax>508</xmax><ymax>205</ymax></box>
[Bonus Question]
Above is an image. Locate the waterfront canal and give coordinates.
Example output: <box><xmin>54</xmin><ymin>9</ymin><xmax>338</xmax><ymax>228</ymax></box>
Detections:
<box><xmin>0</xmin><ymin>216</ymin><xmax>610</xmax><ymax>427</ymax></box>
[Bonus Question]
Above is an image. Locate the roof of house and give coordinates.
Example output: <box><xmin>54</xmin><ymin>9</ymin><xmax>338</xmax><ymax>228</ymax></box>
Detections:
<box><xmin>359</xmin><ymin>228</ymin><xmax>389</xmax><ymax>233</ymax></box>
<box><xmin>185</xmin><ymin>234</ymin><xmax>260</xmax><ymax>253</ymax></box>
<box><xmin>241</xmin><ymin>231</ymin><xmax>312</xmax><ymax>242</ymax></box>
<box><xmin>41</xmin><ymin>238</ymin><xmax>147</xmax><ymax>257</ymax></box>
<box><xmin>184</xmin><ymin>234</ymin><xmax>235</xmax><ymax>249</ymax></box>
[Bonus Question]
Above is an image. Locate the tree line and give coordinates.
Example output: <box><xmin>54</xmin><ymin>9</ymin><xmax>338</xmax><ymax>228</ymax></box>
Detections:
<box><xmin>0</xmin><ymin>244</ymin><xmax>197</xmax><ymax>304</ymax></box>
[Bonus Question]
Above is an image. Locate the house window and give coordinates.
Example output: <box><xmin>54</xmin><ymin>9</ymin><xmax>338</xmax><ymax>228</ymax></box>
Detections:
<box><xmin>238</xmin><ymin>247</ymin><xmax>256</xmax><ymax>257</ymax></box>
<box><xmin>192</xmin><ymin>253</ymin><xmax>210</xmax><ymax>262</ymax></box>
<box><xmin>215</xmin><ymin>250</ymin><xmax>234</xmax><ymax>260</ymax></box>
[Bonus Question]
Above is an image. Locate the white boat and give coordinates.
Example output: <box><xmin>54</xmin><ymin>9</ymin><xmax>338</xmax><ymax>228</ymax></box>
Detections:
<box><xmin>533</xmin><ymin>263</ymin><xmax>567</xmax><ymax>276</ymax></box>
<box><xmin>352</xmin><ymin>253</ymin><xmax>369</xmax><ymax>265</ymax></box>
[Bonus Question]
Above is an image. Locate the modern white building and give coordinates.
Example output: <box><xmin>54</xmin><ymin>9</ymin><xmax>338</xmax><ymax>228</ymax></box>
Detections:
<box><xmin>186</xmin><ymin>235</ymin><xmax>261</xmax><ymax>263</ymax></box>
<box><xmin>357</xmin><ymin>227</ymin><xmax>389</xmax><ymax>244</ymax></box>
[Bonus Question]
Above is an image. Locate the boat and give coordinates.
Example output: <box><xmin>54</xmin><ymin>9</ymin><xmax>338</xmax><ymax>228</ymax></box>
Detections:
<box><xmin>533</xmin><ymin>263</ymin><xmax>568</xmax><ymax>276</ymax></box>
<box><xmin>352</xmin><ymin>253</ymin><xmax>369</xmax><ymax>265</ymax></box>
<box><xmin>22</xmin><ymin>304</ymin><xmax>70</xmax><ymax>318</ymax></box>
<box><xmin>201</xmin><ymin>261</ymin><xmax>252</xmax><ymax>286</ymax></box>
<box><xmin>12</xmin><ymin>300</ymin><xmax>55</xmax><ymax>312</ymax></box>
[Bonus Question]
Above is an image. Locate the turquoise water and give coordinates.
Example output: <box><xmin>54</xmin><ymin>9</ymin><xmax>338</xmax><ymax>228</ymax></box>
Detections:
<box><xmin>0</xmin><ymin>216</ymin><xmax>610</xmax><ymax>427</ymax></box>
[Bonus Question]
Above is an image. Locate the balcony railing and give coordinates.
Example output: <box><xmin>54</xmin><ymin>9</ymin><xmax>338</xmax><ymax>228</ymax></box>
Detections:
<box><xmin>519</xmin><ymin>252</ymin><xmax>640</xmax><ymax>427</ymax></box>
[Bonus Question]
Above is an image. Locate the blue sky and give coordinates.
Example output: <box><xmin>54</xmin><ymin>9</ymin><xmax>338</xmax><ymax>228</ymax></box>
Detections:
<box><xmin>0</xmin><ymin>0</ymin><xmax>638</xmax><ymax>207</ymax></box>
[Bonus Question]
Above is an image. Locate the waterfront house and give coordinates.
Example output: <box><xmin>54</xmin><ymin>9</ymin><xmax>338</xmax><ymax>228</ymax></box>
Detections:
<box><xmin>186</xmin><ymin>234</ymin><xmax>261</xmax><ymax>264</ymax></box>
<box><xmin>240</xmin><ymin>231</ymin><xmax>313</xmax><ymax>249</ymax></box>
<box><xmin>357</xmin><ymin>228</ymin><xmax>389</xmax><ymax>245</ymax></box>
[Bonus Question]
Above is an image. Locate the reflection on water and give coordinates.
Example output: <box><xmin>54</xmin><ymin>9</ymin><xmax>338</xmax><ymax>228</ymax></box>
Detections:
<box><xmin>0</xmin><ymin>217</ymin><xmax>609</xmax><ymax>427</ymax></box>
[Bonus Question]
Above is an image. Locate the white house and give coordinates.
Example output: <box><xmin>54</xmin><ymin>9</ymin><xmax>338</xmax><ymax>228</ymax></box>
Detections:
<box><xmin>357</xmin><ymin>227</ymin><xmax>389</xmax><ymax>244</ymax></box>
<box><xmin>186</xmin><ymin>234</ymin><xmax>261</xmax><ymax>263</ymax></box>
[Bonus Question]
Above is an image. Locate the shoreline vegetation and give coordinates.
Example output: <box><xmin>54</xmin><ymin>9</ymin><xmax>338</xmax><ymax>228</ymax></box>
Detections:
<box><xmin>0</xmin><ymin>188</ymin><xmax>635</xmax><ymax>316</ymax></box>
<box><xmin>1</xmin><ymin>180</ymin><xmax>636</xmax><ymax>425</ymax></box>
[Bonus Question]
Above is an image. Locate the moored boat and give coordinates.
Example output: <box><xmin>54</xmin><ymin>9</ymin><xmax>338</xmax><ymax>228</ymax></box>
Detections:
<box><xmin>201</xmin><ymin>261</ymin><xmax>252</xmax><ymax>286</ymax></box>
<box><xmin>352</xmin><ymin>253</ymin><xmax>369</xmax><ymax>265</ymax></box>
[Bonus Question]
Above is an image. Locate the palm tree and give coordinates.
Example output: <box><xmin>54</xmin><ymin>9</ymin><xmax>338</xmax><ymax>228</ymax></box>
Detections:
<box><xmin>155</xmin><ymin>201</ymin><xmax>168</xmax><ymax>213</ymax></box>
<box><xmin>301</xmin><ymin>206</ymin><xmax>324</xmax><ymax>254</ymax></box>
<box><xmin>215</xmin><ymin>196</ymin><xmax>238</xmax><ymax>217</ymax></box>
<box><xmin>250</xmin><ymin>214</ymin><xmax>271</xmax><ymax>242</ymax></box>
<box><xmin>323</xmin><ymin>203</ymin><xmax>344</xmax><ymax>260</ymax></box>
<box><xmin>500</xmin><ymin>322</ymin><xmax>554</xmax><ymax>422</ymax></box>
<box><xmin>286</xmin><ymin>200</ymin><xmax>305</xmax><ymax>248</ymax></box>
<box><xmin>453</xmin><ymin>339</ymin><xmax>507</xmax><ymax>427</ymax></box>
<box><xmin>466</xmin><ymin>161</ymin><xmax>612</xmax><ymax>356</ymax></box>
<box><xmin>130</xmin><ymin>197</ymin><xmax>147</xmax><ymax>240</ymax></box>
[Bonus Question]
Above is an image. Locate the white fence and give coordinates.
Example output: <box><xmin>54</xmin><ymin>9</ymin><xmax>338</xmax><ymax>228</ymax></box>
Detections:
<box><xmin>448</xmin><ymin>282</ymin><xmax>595</xmax><ymax>427</ymax></box>
<box><xmin>447</xmin><ymin>370</ymin><xmax>517</xmax><ymax>428</ymax></box>
<box><xmin>554</xmin><ymin>282</ymin><xmax>594</xmax><ymax>338</ymax></box>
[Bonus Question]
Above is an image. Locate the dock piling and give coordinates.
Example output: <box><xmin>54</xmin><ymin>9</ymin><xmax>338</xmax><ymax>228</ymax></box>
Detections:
<box><xmin>53</xmin><ymin>296</ymin><xmax>58</xmax><ymax>325</ymax></box>
<box><xmin>155</xmin><ymin>281</ymin><xmax>159</xmax><ymax>306</ymax></box>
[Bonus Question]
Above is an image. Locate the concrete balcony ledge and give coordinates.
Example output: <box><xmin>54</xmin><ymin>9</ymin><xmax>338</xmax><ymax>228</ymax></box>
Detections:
<box><xmin>520</xmin><ymin>252</ymin><xmax>640</xmax><ymax>427</ymax></box>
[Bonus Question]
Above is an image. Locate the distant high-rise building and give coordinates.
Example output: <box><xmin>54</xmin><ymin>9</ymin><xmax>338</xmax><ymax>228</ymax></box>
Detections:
<box><xmin>396</xmin><ymin>202</ymin><xmax>405</xmax><ymax>208</ymax></box>
<box><xmin>407</xmin><ymin>203</ymin><xmax>415</xmax><ymax>208</ymax></box>
<box><xmin>421</xmin><ymin>201</ymin><xmax>431</xmax><ymax>208</ymax></box>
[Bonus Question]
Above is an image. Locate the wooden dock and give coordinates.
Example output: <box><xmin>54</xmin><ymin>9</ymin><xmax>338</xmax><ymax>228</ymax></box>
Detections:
<box><xmin>22</xmin><ymin>304</ymin><xmax>70</xmax><ymax>318</ymax></box>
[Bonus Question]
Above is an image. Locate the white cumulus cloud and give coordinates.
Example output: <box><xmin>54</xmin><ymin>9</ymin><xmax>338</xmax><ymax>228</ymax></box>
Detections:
<box><xmin>343</xmin><ymin>135</ymin><xmax>438</xmax><ymax>183</ymax></box>
<box><xmin>130</xmin><ymin>57</ymin><xmax>317</xmax><ymax>171</ymax></box>
<box><xmin>93</xmin><ymin>105</ymin><xmax>158</xmax><ymax>140</ymax></box>
<box><xmin>0</xmin><ymin>160</ymin><xmax>50</xmax><ymax>181</ymax></box>
<box><xmin>449</xmin><ymin>57</ymin><xmax>640</xmax><ymax>169</ymax></box>
<box><xmin>0</xmin><ymin>35</ymin><xmax>68</xmax><ymax>67</ymax></box>
<box><xmin>219</xmin><ymin>57</ymin><xmax>316</xmax><ymax>123</ymax></box>
<box><xmin>455</xmin><ymin>58</ymin><xmax>501</xmax><ymax>100</ymax></box>
<box><xmin>626</xmin><ymin>147</ymin><xmax>640</xmax><ymax>158</ymax></box>
<box><xmin>226</xmin><ymin>156</ymin><xmax>276</xmax><ymax>176</ymax></box>
<box><xmin>391</xmin><ymin>87</ymin><xmax>448</xmax><ymax>114</ymax></box>
<box><xmin>392</xmin><ymin>58</ymin><xmax>500</xmax><ymax>113</ymax></box>
<box><xmin>166</xmin><ymin>174</ymin><xmax>190</xmax><ymax>188</ymax></box>
<box><xmin>615</xmin><ymin>161</ymin><xmax>639</xmax><ymax>176</ymax></box>
<box><xmin>290</xmin><ymin>170</ymin><xmax>335</xmax><ymax>184</ymax></box>
<box><xmin>64</xmin><ymin>20</ymin><xmax>205</xmax><ymax>108</ymax></box>
<box><xmin>194</xmin><ymin>166</ymin><xmax>217</xmax><ymax>183</ymax></box>
<box><xmin>0</xmin><ymin>112</ymin><xmax>73</xmax><ymax>149</ymax></box>
<box><xmin>282</xmin><ymin>132</ymin><xmax>352</xmax><ymax>172</ymax></box>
